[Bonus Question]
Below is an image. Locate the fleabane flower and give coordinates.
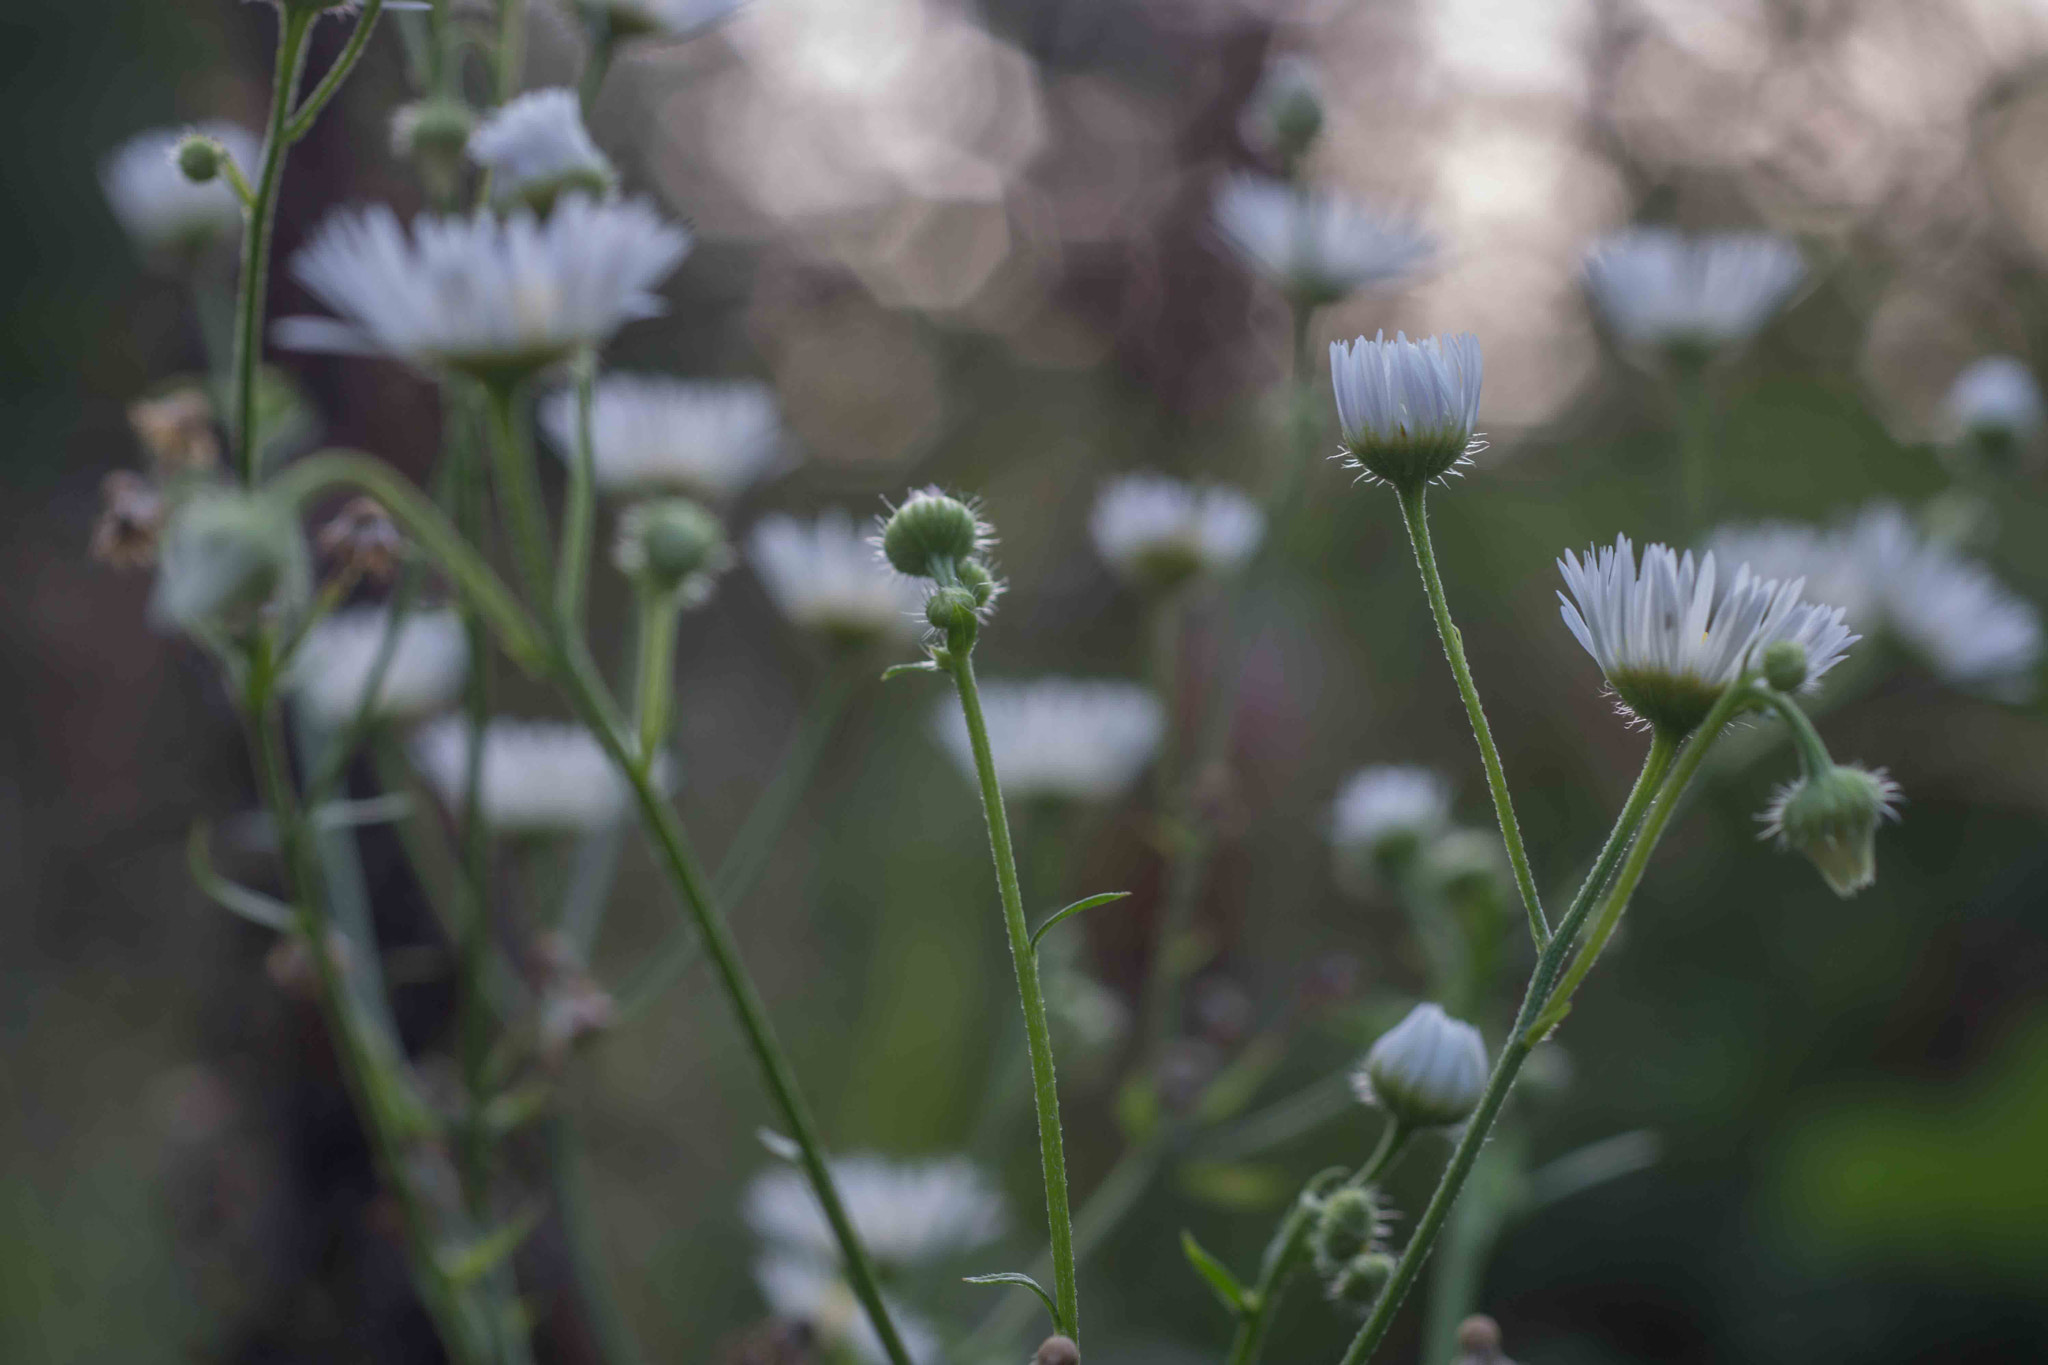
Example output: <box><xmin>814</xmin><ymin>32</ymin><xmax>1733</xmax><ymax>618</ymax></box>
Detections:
<box><xmin>1583</xmin><ymin>228</ymin><xmax>1804</xmax><ymax>359</ymax></box>
<box><xmin>102</xmin><ymin>122</ymin><xmax>261</xmax><ymax>256</ymax></box>
<box><xmin>467</xmin><ymin>88</ymin><xmax>616</xmax><ymax>214</ymax></box>
<box><xmin>289</xmin><ymin>606</ymin><xmax>469</xmax><ymax>725</ymax></box>
<box><xmin>931</xmin><ymin>678</ymin><xmax>1164</xmax><ymax>804</ymax></box>
<box><xmin>1329</xmin><ymin>765</ymin><xmax>1452</xmax><ymax>892</ymax></box>
<box><xmin>576</xmin><ymin>0</ymin><xmax>745</xmax><ymax>39</ymax></box>
<box><xmin>745</xmin><ymin>1154</ymin><xmax>1006</xmax><ymax>1268</ymax></box>
<box><xmin>1214</xmin><ymin>174</ymin><xmax>1434</xmax><ymax>307</ymax></box>
<box><xmin>411</xmin><ymin>717</ymin><xmax>638</xmax><ymax>832</ymax></box>
<box><xmin>1943</xmin><ymin>355</ymin><xmax>2043</xmax><ymax>468</ymax></box>
<box><xmin>1556</xmin><ymin>536</ymin><xmax>1855</xmax><ymax>736</ymax></box>
<box><xmin>1842</xmin><ymin>505</ymin><xmax>2041</xmax><ymax>698</ymax></box>
<box><xmin>280</xmin><ymin>197</ymin><xmax>689</xmax><ymax>384</ymax></box>
<box><xmin>1759</xmin><ymin>764</ymin><xmax>1901</xmax><ymax>898</ymax></box>
<box><xmin>748</xmin><ymin>510</ymin><xmax>926</xmax><ymax>648</ymax></box>
<box><xmin>1090</xmin><ymin>473</ymin><xmax>1264</xmax><ymax>592</ymax></box>
<box><xmin>540</xmin><ymin>374</ymin><xmax>781</xmax><ymax>501</ymax></box>
<box><xmin>1329</xmin><ymin>331</ymin><xmax>1484</xmax><ymax>491</ymax></box>
<box><xmin>1353</xmin><ymin>1002</ymin><xmax>1488</xmax><ymax>1130</ymax></box>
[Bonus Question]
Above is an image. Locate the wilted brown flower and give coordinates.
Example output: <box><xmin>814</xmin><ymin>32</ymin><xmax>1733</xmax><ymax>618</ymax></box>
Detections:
<box><xmin>534</xmin><ymin>934</ymin><xmax>619</xmax><ymax>1067</ymax></box>
<box><xmin>316</xmin><ymin>495</ymin><xmax>405</xmax><ymax>585</ymax></box>
<box><xmin>128</xmin><ymin>387</ymin><xmax>221</xmax><ymax>477</ymax></box>
<box><xmin>89</xmin><ymin>470</ymin><xmax>166</xmax><ymax>568</ymax></box>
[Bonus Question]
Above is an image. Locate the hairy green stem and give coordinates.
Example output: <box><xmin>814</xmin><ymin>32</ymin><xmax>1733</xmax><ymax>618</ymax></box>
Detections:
<box><xmin>283</xmin><ymin>0</ymin><xmax>390</xmax><ymax>143</ymax></box>
<box><xmin>483</xmin><ymin>382</ymin><xmax>556</xmax><ymax>608</ymax></box>
<box><xmin>1395</xmin><ymin>484</ymin><xmax>1549</xmax><ymax>947</ymax></box>
<box><xmin>555</xmin><ymin>351</ymin><xmax>598</xmax><ymax>630</ymax></box>
<box><xmin>630</xmin><ymin>586</ymin><xmax>679</xmax><ymax>764</ymax></box>
<box><xmin>946</xmin><ymin>647</ymin><xmax>1081</xmax><ymax>1341</ymax></box>
<box><xmin>232</xmin><ymin>7</ymin><xmax>315</xmax><ymax>485</ymax></box>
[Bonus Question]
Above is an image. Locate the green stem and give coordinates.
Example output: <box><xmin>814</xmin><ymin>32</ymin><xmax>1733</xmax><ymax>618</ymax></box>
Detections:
<box><xmin>550</xmin><ymin>656</ymin><xmax>916</xmax><ymax>1365</ymax></box>
<box><xmin>1675</xmin><ymin>359</ymin><xmax>1713</xmax><ymax>538</ymax></box>
<box><xmin>578</xmin><ymin>16</ymin><xmax>616</xmax><ymax>112</ymax></box>
<box><xmin>232</xmin><ymin>7</ymin><xmax>316</xmax><ymax>485</ymax></box>
<box><xmin>482</xmin><ymin>382</ymin><xmax>556</xmax><ymax>608</ymax></box>
<box><xmin>283</xmin><ymin>0</ymin><xmax>390</xmax><ymax>143</ymax></box>
<box><xmin>631</xmin><ymin>586</ymin><xmax>679</xmax><ymax>764</ymax></box>
<box><xmin>309</xmin><ymin>566</ymin><xmax>422</xmax><ymax>800</ymax></box>
<box><xmin>1334</xmin><ymin>687</ymin><xmax>1746</xmax><ymax>1365</ymax></box>
<box><xmin>1395</xmin><ymin>484</ymin><xmax>1549</xmax><ymax>948</ymax></box>
<box><xmin>946</xmin><ymin>648</ymin><xmax>1081</xmax><ymax>1342</ymax></box>
<box><xmin>545</xmin><ymin>1115</ymin><xmax>647</xmax><ymax>1365</ymax></box>
<box><xmin>1757</xmin><ymin>687</ymin><xmax>1835</xmax><ymax>779</ymax></box>
<box><xmin>496</xmin><ymin>0</ymin><xmax>528</xmax><ymax>102</ymax></box>
<box><xmin>554</xmin><ymin>351</ymin><xmax>598</xmax><ymax>631</ymax></box>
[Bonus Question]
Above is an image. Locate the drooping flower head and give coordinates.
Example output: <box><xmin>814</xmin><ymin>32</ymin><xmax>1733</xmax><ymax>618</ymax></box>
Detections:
<box><xmin>576</xmin><ymin>0</ymin><xmax>745</xmax><ymax>40</ymax></box>
<box><xmin>1329</xmin><ymin>765</ymin><xmax>1452</xmax><ymax>892</ymax></box>
<box><xmin>931</xmin><ymin>678</ymin><xmax>1164</xmax><ymax>804</ymax></box>
<box><xmin>410</xmin><ymin>717</ymin><xmax>637</xmax><ymax>832</ymax></box>
<box><xmin>289</xmin><ymin>606</ymin><xmax>469</xmax><ymax>725</ymax></box>
<box><xmin>467</xmin><ymin>88</ymin><xmax>616</xmax><ymax>214</ymax></box>
<box><xmin>1943</xmin><ymin>355</ymin><xmax>2044</xmax><ymax>471</ymax></box>
<box><xmin>1557</xmin><ymin>536</ymin><xmax>1855</xmax><ymax>735</ymax></box>
<box><xmin>101</xmin><ymin>122</ymin><xmax>261</xmax><ymax>257</ymax></box>
<box><xmin>540</xmin><ymin>374</ymin><xmax>781</xmax><ymax>501</ymax></box>
<box><xmin>1090</xmin><ymin>473</ymin><xmax>1264</xmax><ymax>593</ymax></box>
<box><xmin>280</xmin><ymin>197</ymin><xmax>690</xmax><ymax>384</ymax></box>
<box><xmin>1583</xmin><ymin>228</ymin><xmax>1804</xmax><ymax>360</ymax></box>
<box><xmin>1329</xmin><ymin>331</ymin><xmax>1485</xmax><ymax>492</ymax></box>
<box><xmin>1353</xmin><ymin>1002</ymin><xmax>1488</xmax><ymax>1130</ymax></box>
<box><xmin>748</xmin><ymin>510</ymin><xmax>926</xmax><ymax>649</ymax></box>
<box><xmin>1214</xmin><ymin>174</ymin><xmax>1434</xmax><ymax>307</ymax></box>
<box><xmin>1760</xmin><ymin>764</ymin><xmax>1902</xmax><ymax>898</ymax></box>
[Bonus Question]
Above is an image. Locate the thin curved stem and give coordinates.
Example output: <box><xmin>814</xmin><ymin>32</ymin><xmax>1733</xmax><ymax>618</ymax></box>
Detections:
<box><xmin>1395</xmin><ymin>484</ymin><xmax>1549</xmax><ymax>948</ymax></box>
<box><xmin>554</xmin><ymin>351</ymin><xmax>598</xmax><ymax>631</ymax></box>
<box><xmin>545</xmin><ymin>1115</ymin><xmax>647</xmax><ymax>1365</ymax></box>
<box><xmin>495</xmin><ymin>0</ymin><xmax>528</xmax><ymax>102</ymax></box>
<box><xmin>283</xmin><ymin>0</ymin><xmax>389</xmax><ymax>143</ymax></box>
<box><xmin>232</xmin><ymin>7</ymin><xmax>315</xmax><ymax>485</ymax></box>
<box><xmin>630</xmin><ymin>586</ymin><xmax>679</xmax><ymax>763</ymax></box>
<box><xmin>946</xmin><ymin>648</ymin><xmax>1081</xmax><ymax>1340</ymax></box>
<box><xmin>482</xmin><ymin>382</ymin><xmax>556</xmax><ymax>609</ymax></box>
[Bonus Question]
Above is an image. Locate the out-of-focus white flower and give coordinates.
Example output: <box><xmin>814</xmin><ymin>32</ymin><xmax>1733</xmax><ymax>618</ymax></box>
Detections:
<box><xmin>1239</xmin><ymin>56</ymin><xmax>1323</xmax><ymax>162</ymax></box>
<box><xmin>748</xmin><ymin>510</ymin><xmax>924</xmax><ymax>646</ymax></box>
<box><xmin>745</xmin><ymin>1154</ymin><xmax>1006</xmax><ymax>1268</ymax></box>
<box><xmin>102</xmin><ymin>122</ymin><xmax>260</xmax><ymax>254</ymax></box>
<box><xmin>467</xmin><ymin>88</ymin><xmax>615</xmax><ymax>212</ymax></box>
<box><xmin>1710</xmin><ymin>507</ymin><xmax>2042</xmax><ymax>698</ymax></box>
<box><xmin>290</xmin><ymin>606</ymin><xmax>468</xmax><ymax>725</ymax></box>
<box><xmin>576</xmin><ymin>0</ymin><xmax>745</xmax><ymax>39</ymax></box>
<box><xmin>279</xmin><ymin>198</ymin><xmax>689</xmax><ymax>381</ymax></box>
<box><xmin>1583</xmin><ymin>228</ymin><xmax>1804</xmax><ymax>355</ymax></box>
<box><xmin>150</xmin><ymin>489</ymin><xmax>309</xmax><ymax>633</ymax></box>
<box><xmin>1214</xmin><ymin>174</ymin><xmax>1433</xmax><ymax>306</ymax></box>
<box><xmin>410</xmin><ymin>717</ymin><xmax>638</xmax><ymax>832</ymax></box>
<box><xmin>1329</xmin><ymin>331</ymin><xmax>1484</xmax><ymax>491</ymax></box>
<box><xmin>1090</xmin><ymin>474</ymin><xmax>1264</xmax><ymax>591</ymax></box>
<box><xmin>1943</xmin><ymin>356</ymin><xmax>2044</xmax><ymax>452</ymax></box>
<box><xmin>1330</xmin><ymin>766</ymin><xmax>1453</xmax><ymax>891</ymax></box>
<box><xmin>931</xmin><ymin>679</ymin><xmax>1164</xmax><ymax>803</ymax></box>
<box><xmin>1353</xmin><ymin>1002</ymin><xmax>1488</xmax><ymax>1129</ymax></box>
<box><xmin>752</xmin><ymin>1255</ymin><xmax>941</xmax><ymax>1365</ymax></box>
<box><xmin>1557</xmin><ymin>536</ymin><xmax>1855</xmax><ymax>735</ymax></box>
<box><xmin>541</xmin><ymin>374</ymin><xmax>781</xmax><ymax>500</ymax></box>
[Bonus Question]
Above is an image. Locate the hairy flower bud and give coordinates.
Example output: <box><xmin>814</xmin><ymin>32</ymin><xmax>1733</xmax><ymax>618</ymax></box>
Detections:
<box><xmin>1760</xmin><ymin>763</ymin><xmax>1901</xmax><ymax>898</ymax></box>
<box><xmin>1325</xmin><ymin>1250</ymin><xmax>1396</xmax><ymax>1311</ymax></box>
<box><xmin>1761</xmin><ymin>639</ymin><xmax>1809</xmax><ymax>693</ymax></box>
<box><xmin>924</xmin><ymin>584</ymin><xmax>981</xmax><ymax>634</ymax></box>
<box><xmin>615</xmin><ymin>497</ymin><xmax>731</xmax><ymax>602</ymax></box>
<box><xmin>880</xmin><ymin>488</ymin><xmax>985</xmax><ymax>579</ymax></box>
<box><xmin>1354</xmin><ymin>1002</ymin><xmax>1488</xmax><ymax>1129</ymax></box>
<box><xmin>1309</xmin><ymin>1185</ymin><xmax>1385</xmax><ymax>1282</ymax></box>
<box><xmin>174</xmin><ymin>135</ymin><xmax>223</xmax><ymax>184</ymax></box>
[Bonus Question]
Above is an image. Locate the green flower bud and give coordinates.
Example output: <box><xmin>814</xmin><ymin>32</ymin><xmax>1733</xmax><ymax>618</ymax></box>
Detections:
<box><xmin>955</xmin><ymin>556</ymin><xmax>1000</xmax><ymax>608</ymax></box>
<box><xmin>1309</xmin><ymin>1185</ymin><xmax>1384</xmax><ymax>1283</ymax></box>
<box><xmin>1325</xmin><ymin>1251</ymin><xmax>1396</xmax><ymax>1311</ymax></box>
<box><xmin>1354</xmin><ymin>1002</ymin><xmax>1488</xmax><ymax>1129</ymax></box>
<box><xmin>391</xmin><ymin>99</ymin><xmax>476</xmax><ymax>170</ymax></box>
<box><xmin>924</xmin><ymin>584</ymin><xmax>981</xmax><ymax>634</ymax></box>
<box><xmin>880</xmin><ymin>488</ymin><xmax>985</xmax><ymax>579</ymax></box>
<box><xmin>175</xmin><ymin>135</ymin><xmax>222</xmax><ymax>184</ymax></box>
<box><xmin>614</xmin><ymin>498</ymin><xmax>731</xmax><ymax>603</ymax></box>
<box><xmin>1761</xmin><ymin>640</ymin><xmax>1809</xmax><ymax>694</ymax></box>
<box><xmin>150</xmin><ymin>488</ymin><xmax>307</xmax><ymax>633</ymax></box>
<box><xmin>1760</xmin><ymin>764</ymin><xmax>1901</xmax><ymax>898</ymax></box>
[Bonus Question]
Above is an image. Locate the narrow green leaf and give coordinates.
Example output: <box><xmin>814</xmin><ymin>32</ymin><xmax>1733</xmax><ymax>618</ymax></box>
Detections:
<box><xmin>962</xmin><ymin>1272</ymin><xmax>1058</xmax><ymax>1329</ymax></box>
<box><xmin>187</xmin><ymin>822</ymin><xmax>297</xmax><ymax>933</ymax></box>
<box><xmin>1525</xmin><ymin>997</ymin><xmax>1572</xmax><ymax>1043</ymax></box>
<box><xmin>439</xmin><ymin>1203</ymin><xmax>545</xmax><ymax>1286</ymax></box>
<box><xmin>1028</xmin><ymin>890</ymin><xmax>1131</xmax><ymax>952</ymax></box>
<box><xmin>1180</xmin><ymin>1229</ymin><xmax>1246</xmax><ymax>1314</ymax></box>
<box><xmin>880</xmin><ymin>660</ymin><xmax>940</xmax><ymax>682</ymax></box>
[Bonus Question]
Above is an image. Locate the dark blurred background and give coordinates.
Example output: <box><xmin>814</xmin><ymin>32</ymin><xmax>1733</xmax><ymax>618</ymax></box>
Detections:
<box><xmin>5</xmin><ymin>0</ymin><xmax>2048</xmax><ymax>1361</ymax></box>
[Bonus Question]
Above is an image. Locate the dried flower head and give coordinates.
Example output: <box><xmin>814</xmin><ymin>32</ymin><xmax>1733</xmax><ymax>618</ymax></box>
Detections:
<box><xmin>90</xmin><ymin>471</ymin><xmax>166</xmax><ymax>569</ymax></box>
<box><xmin>315</xmin><ymin>496</ymin><xmax>405</xmax><ymax>585</ymax></box>
<box><xmin>128</xmin><ymin>388</ymin><xmax>220</xmax><ymax>477</ymax></box>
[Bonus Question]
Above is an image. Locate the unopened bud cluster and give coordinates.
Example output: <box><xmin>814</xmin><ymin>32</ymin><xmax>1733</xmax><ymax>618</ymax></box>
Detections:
<box><xmin>614</xmin><ymin>497</ymin><xmax>731</xmax><ymax>605</ymax></box>
<box><xmin>879</xmin><ymin>488</ymin><xmax>1001</xmax><ymax>647</ymax></box>
<box><xmin>1309</xmin><ymin>1183</ymin><xmax>1396</xmax><ymax>1312</ymax></box>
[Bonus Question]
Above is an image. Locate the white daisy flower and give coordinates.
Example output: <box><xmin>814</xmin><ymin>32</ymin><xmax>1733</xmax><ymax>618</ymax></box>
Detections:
<box><xmin>1556</xmin><ymin>535</ymin><xmax>1856</xmax><ymax>735</ymax></box>
<box><xmin>540</xmin><ymin>374</ymin><xmax>781</xmax><ymax>500</ymax></box>
<box><xmin>744</xmin><ymin>1153</ymin><xmax>1006</xmax><ymax>1269</ymax></box>
<box><xmin>931</xmin><ymin>678</ymin><xmax>1165</xmax><ymax>804</ymax></box>
<box><xmin>752</xmin><ymin>1255</ymin><xmax>942</xmax><ymax>1365</ymax></box>
<box><xmin>410</xmin><ymin>717</ymin><xmax>639</xmax><ymax>832</ymax></box>
<box><xmin>1213</xmin><ymin>173</ymin><xmax>1434</xmax><ymax>306</ymax></box>
<box><xmin>1330</xmin><ymin>765</ymin><xmax>1452</xmax><ymax>891</ymax></box>
<box><xmin>467</xmin><ymin>88</ymin><xmax>615</xmax><ymax>213</ymax></box>
<box><xmin>1329</xmin><ymin>331</ymin><xmax>1485</xmax><ymax>491</ymax></box>
<box><xmin>1583</xmin><ymin>228</ymin><xmax>1803</xmax><ymax>355</ymax></box>
<box><xmin>748</xmin><ymin>510</ymin><xmax>925</xmax><ymax>647</ymax></box>
<box><xmin>289</xmin><ymin>606</ymin><xmax>469</xmax><ymax>725</ymax></box>
<box><xmin>1090</xmin><ymin>473</ymin><xmax>1265</xmax><ymax>591</ymax></box>
<box><xmin>577</xmin><ymin>0</ymin><xmax>745</xmax><ymax>39</ymax></box>
<box><xmin>1703</xmin><ymin>521</ymin><xmax>1872</xmax><ymax>624</ymax></box>
<box><xmin>1943</xmin><ymin>355</ymin><xmax>2044</xmax><ymax>453</ymax></box>
<box><xmin>101</xmin><ymin>122</ymin><xmax>260</xmax><ymax>254</ymax></box>
<box><xmin>279</xmin><ymin>197</ymin><xmax>689</xmax><ymax>381</ymax></box>
<box><xmin>1842</xmin><ymin>505</ymin><xmax>2041</xmax><ymax>697</ymax></box>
